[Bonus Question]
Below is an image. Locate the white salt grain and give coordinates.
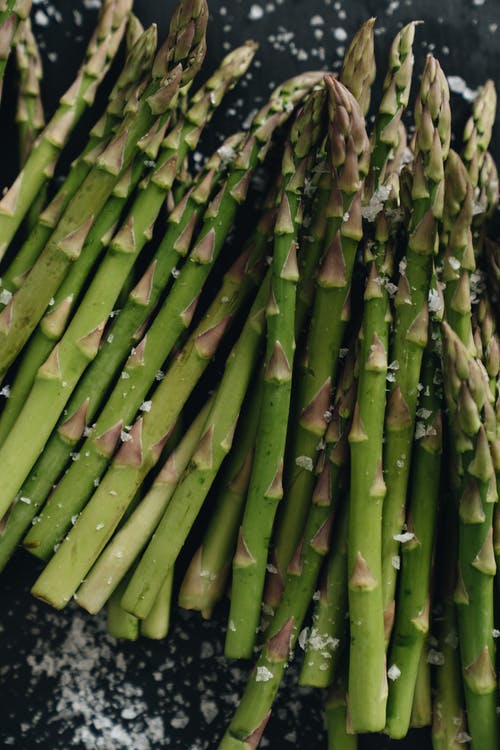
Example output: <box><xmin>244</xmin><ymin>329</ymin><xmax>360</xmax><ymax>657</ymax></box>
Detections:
<box><xmin>249</xmin><ymin>5</ymin><xmax>264</xmax><ymax>20</ymax></box>
<box><xmin>256</xmin><ymin>666</ymin><xmax>274</xmax><ymax>682</ymax></box>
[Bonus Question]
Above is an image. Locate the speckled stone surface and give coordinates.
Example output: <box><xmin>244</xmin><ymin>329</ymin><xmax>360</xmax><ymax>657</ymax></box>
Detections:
<box><xmin>0</xmin><ymin>1</ymin><xmax>499</xmax><ymax>748</ymax></box>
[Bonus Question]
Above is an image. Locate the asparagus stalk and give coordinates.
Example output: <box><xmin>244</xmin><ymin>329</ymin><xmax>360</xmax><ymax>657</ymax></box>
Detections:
<box><xmin>441</xmin><ymin>150</ymin><xmax>475</xmax><ymax>353</ymax></box>
<box><xmin>441</xmin><ymin>323</ymin><xmax>498</xmax><ymax>750</ymax></box>
<box><xmin>23</xmin><ymin>70</ymin><xmax>323</xmax><ymax>560</ymax></box>
<box><xmin>0</xmin><ymin>42</ymin><xmax>256</xmax><ymax>492</ymax></box>
<box><xmin>31</xmin><ymin>254</ymin><xmax>268</xmax><ymax>609</ymax></box>
<box><xmin>381</xmin><ymin>55</ymin><xmax>451</xmax><ymax>634</ymax></box>
<box><xmin>266</xmin><ymin>49</ymin><xmax>374</xmax><ymax>608</ymax></box>
<box><xmin>140</xmin><ymin>572</ymin><xmax>174</xmax><ymax>640</ymax></box>
<box><xmin>226</xmin><ymin>88</ymin><xmax>327</xmax><ymax>659</ymax></box>
<box><xmin>0</xmin><ymin>0</ymin><xmax>208</xmax><ymax>381</ymax></box>
<box><xmin>76</xmin><ymin>398</ymin><xmax>213</xmax><ymax>614</ymax></box>
<box><xmin>431</xmin><ymin>484</ymin><xmax>469</xmax><ymax>750</ymax></box>
<box><xmin>13</xmin><ymin>18</ymin><xmax>45</xmax><ymax>234</ymax></box>
<box><xmin>325</xmin><ymin>669</ymin><xmax>358</xmax><ymax>750</ymax></box>
<box><xmin>14</xmin><ymin>18</ymin><xmax>44</xmax><ymax>168</ymax></box>
<box><xmin>0</xmin><ymin>148</ymin><xmax>226</xmax><ymax>569</ymax></box>
<box><xmin>410</xmin><ymin>648</ymin><xmax>433</xmax><ymax>729</ymax></box>
<box><xmin>118</xmin><ymin>275</ymin><xmax>272</xmax><ymax>620</ymax></box>
<box><xmin>0</xmin><ymin>156</ymin><xmax>146</xmax><ymax>447</ymax></box>
<box><xmin>368</xmin><ymin>22</ymin><xmax>417</xmax><ymax>188</ymax></box>
<box><xmin>107</xmin><ymin>576</ymin><xmax>139</xmax><ymax>641</ymax></box>
<box><xmin>0</xmin><ymin>0</ymin><xmax>132</xmax><ymax>263</ymax></box>
<box><xmin>385</xmin><ymin>343</ymin><xmax>443</xmax><ymax>738</ymax></box>
<box><xmin>0</xmin><ymin>0</ymin><xmax>31</xmax><ymax>102</ymax></box>
<box><xmin>298</xmin><ymin>480</ymin><xmax>349</xmax><ymax>688</ymax></box>
<box><xmin>462</xmin><ymin>80</ymin><xmax>497</xmax><ymax>191</ymax></box>
<box><xmin>341</xmin><ymin>17</ymin><xmax>376</xmax><ymax>116</ymax></box>
<box><xmin>218</xmin><ymin>414</ymin><xmax>344</xmax><ymax>747</ymax></box>
<box><xmin>0</xmin><ymin>23</ymin><xmax>159</xmax><ymax>295</ymax></box>
<box><xmin>178</xmin><ymin>376</ymin><xmax>264</xmax><ymax>618</ymax></box>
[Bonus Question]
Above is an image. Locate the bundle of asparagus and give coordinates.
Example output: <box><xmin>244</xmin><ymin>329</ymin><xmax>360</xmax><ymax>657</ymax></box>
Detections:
<box><xmin>0</xmin><ymin>2</ymin><xmax>499</xmax><ymax>748</ymax></box>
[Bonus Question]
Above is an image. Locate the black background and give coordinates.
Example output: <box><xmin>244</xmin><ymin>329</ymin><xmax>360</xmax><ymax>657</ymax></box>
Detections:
<box><xmin>0</xmin><ymin>1</ymin><xmax>499</xmax><ymax>748</ymax></box>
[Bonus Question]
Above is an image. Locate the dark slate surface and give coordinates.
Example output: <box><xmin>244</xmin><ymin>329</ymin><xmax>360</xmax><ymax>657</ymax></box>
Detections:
<box><xmin>1</xmin><ymin>1</ymin><xmax>499</xmax><ymax>748</ymax></box>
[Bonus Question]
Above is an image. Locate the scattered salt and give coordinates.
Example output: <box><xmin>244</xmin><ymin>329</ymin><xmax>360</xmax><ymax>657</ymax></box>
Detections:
<box><xmin>387</xmin><ymin>664</ymin><xmax>401</xmax><ymax>681</ymax></box>
<box><xmin>295</xmin><ymin>455</ymin><xmax>314</xmax><ymax>471</ymax></box>
<box><xmin>256</xmin><ymin>666</ymin><xmax>274</xmax><ymax>682</ymax></box>
<box><xmin>249</xmin><ymin>5</ymin><xmax>264</xmax><ymax>20</ymax></box>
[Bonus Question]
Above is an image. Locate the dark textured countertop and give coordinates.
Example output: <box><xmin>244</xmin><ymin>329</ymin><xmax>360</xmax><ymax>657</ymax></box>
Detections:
<box><xmin>0</xmin><ymin>1</ymin><xmax>499</xmax><ymax>748</ymax></box>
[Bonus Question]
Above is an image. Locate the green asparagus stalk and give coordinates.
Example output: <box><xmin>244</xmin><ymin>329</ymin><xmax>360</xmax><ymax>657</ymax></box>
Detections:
<box><xmin>31</xmin><ymin>255</ymin><xmax>268</xmax><ymax>609</ymax></box>
<box><xmin>0</xmin><ymin>156</ymin><xmax>146</xmax><ymax>447</ymax></box>
<box><xmin>226</xmin><ymin>88</ymin><xmax>327</xmax><ymax>659</ymax></box>
<box><xmin>107</xmin><ymin>576</ymin><xmax>139</xmax><ymax>641</ymax></box>
<box><xmin>178</xmin><ymin>377</ymin><xmax>264</xmax><ymax>618</ymax></box>
<box><xmin>76</xmin><ymin>398</ymin><xmax>213</xmax><ymax>614</ymax></box>
<box><xmin>325</xmin><ymin>669</ymin><xmax>358</xmax><ymax>750</ymax></box>
<box><xmin>441</xmin><ymin>150</ymin><xmax>475</xmax><ymax>353</ymax></box>
<box><xmin>462</xmin><ymin>80</ymin><xmax>497</xmax><ymax>191</ymax></box>
<box><xmin>14</xmin><ymin>18</ymin><xmax>46</xmax><ymax>234</ymax></box>
<box><xmin>410</xmin><ymin>648</ymin><xmax>433</xmax><ymax>729</ymax></box>
<box><xmin>0</xmin><ymin>0</ymin><xmax>208</xmax><ymax>381</ymax></box>
<box><xmin>385</xmin><ymin>344</ymin><xmax>443</xmax><ymax>738</ymax></box>
<box><xmin>140</xmin><ymin>572</ymin><xmax>174</xmax><ymax>639</ymax></box>
<box><xmin>0</xmin><ymin>42</ymin><xmax>256</xmax><ymax>493</ymax></box>
<box><xmin>0</xmin><ymin>0</ymin><xmax>31</xmax><ymax>102</ymax></box>
<box><xmin>341</xmin><ymin>17</ymin><xmax>375</xmax><ymax>116</ymax></box>
<box><xmin>295</xmin><ymin>344</ymin><xmax>357</xmax><ymax>688</ymax></box>
<box><xmin>0</xmin><ymin>0</ymin><xmax>132</xmax><ymax>263</ymax></box>
<box><xmin>0</xmin><ymin>147</ymin><xmax>227</xmax><ymax>569</ymax></box>
<box><xmin>218</xmin><ymin>414</ymin><xmax>344</xmax><ymax>746</ymax></box>
<box><xmin>368</xmin><ymin>22</ymin><xmax>417</xmax><ymax>189</ymax></box>
<box><xmin>14</xmin><ymin>18</ymin><xmax>43</xmax><ymax>168</ymax></box>
<box><xmin>265</xmin><ymin>47</ymin><xmax>374</xmax><ymax>609</ymax></box>
<box><xmin>298</xmin><ymin>478</ymin><xmax>349</xmax><ymax>688</ymax></box>
<box><xmin>126</xmin><ymin>13</ymin><xmax>144</xmax><ymax>50</ymax></box>
<box><xmin>441</xmin><ymin>323</ymin><xmax>498</xmax><ymax>750</ymax></box>
<box><xmin>23</xmin><ymin>70</ymin><xmax>323</xmax><ymax>560</ymax></box>
<box><xmin>0</xmin><ymin>22</ymin><xmax>159</xmax><ymax>295</ymax></box>
<box><xmin>381</xmin><ymin>55</ymin><xmax>451</xmax><ymax>635</ymax></box>
<box><xmin>431</xmin><ymin>488</ymin><xmax>469</xmax><ymax>750</ymax></box>
<box><xmin>117</xmin><ymin>276</ymin><xmax>272</xmax><ymax>620</ymax></box>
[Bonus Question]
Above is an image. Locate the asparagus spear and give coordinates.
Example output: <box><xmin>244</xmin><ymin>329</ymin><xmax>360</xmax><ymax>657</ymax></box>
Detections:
<box><xmin>441</xmin><ymin>323</ymin><xmax>498</xmax><ymax>750</ymax></box>
<box><xmin>266</xmin><ymin>36</ymin><xmax>377</xmax><ymax>607</ymax></box>
<box><xmin>14</xmin><ymin>18</ymin><xmax>43</xmax><ymax>168</ymax></box>
<box><xmin>226</xmin><ymin>88</ymin><xmax>327</xmax><ymax>659</ymax></box>
<box><xmin>0</xmin><ymin>23</ymin><xmax>158</xmax><ymax>295</ymax></box>
<box><xmin>140</xmin><ymin>572</ymin><xmax>174</xmax><ymax>640</ymax></box>
<box><xmin>178</xmin><ymin>372</ymin><xmax>264</xmax><ymax>619</ymax></box>
<box><xmin>0</xmin><ymin>148</ymin><xmax>224</xmax><ymax>569</ymax></box>
<box><xmin>0</xmin><ymin>156</ymin><xmax>146</xmax><ymax>447</ymax></box>
<box><xmin>0</xmin><ymin>0</ymin><xmax>132</xmax><ymax>263</ymax></box>
<box><xmin>381</xmin><ymin>55</ymin><xmax>451</xmax><ymax>635</ymax></box>
<box><xmin>31</xmin><ymin>254</ymin><xmax>268</xmax><ymax>609</ymax></box>
<box><xmin>410</xmin><ymin>649</ymin><xmax>433</xmax><ymax>729</ymax></box>
<box><xmin>76</xmin><ymin>399</ymin><xmax>213</xmax><ymax>614</ymax></box>
<box><xmin>385</xmin><ymin>342</ymin><xmax>443</xmax><ymax>738</ymax></box>
<box><xmin>218</xmin><ymin>412</ymin><xmax>345</xmax><ymax>747</ymax></box>
<box><xmin>462</xmin><ymin>80</ymin><xmax>497</xmax><ymax>191</ymax></box>
<box><xmin>23</xmin><ymin>71</ymin><xmax>323</xmax><ymax>560</ymax></box>
<box><xmin>114</xmin><ymin>275</ymin><xmax>271</xmax><ymax>620</ymax></box>
<box><xmin>341</xmin><ymin>17</ymin><xmax>376</xmax><ymax>116</ymax></box>
<box><xmin>0</xmin><ymin>0</ymin><xmax>208</xmax><ymax>381</ymax></box>
<box><xmin>107</xmin><ymin>576</ymin><xmax>139</xmax><ymax>641</ymax></box>
<box><xmin>13</xmin><ymin>18</ymin><xmax>46</xmax><ymax>234</ymax></box>
<box><xmin>325</xmin><ymin>669</ymin><xmax>358</xmax><ymax>750</ymax></box>
<box><xmin>0</xmin><ymin>0</ymin><xmax>31</xmax><ymax>102</ymax></box>
<box><xmin>0</xmin><ymin>42</ymin><xmax>256</xmax><ymax>493</ymax></box>
<box><xmin>298</xmin><ymin>474</ymin><xmax>349</xmax><ymax>688</ymax></box>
